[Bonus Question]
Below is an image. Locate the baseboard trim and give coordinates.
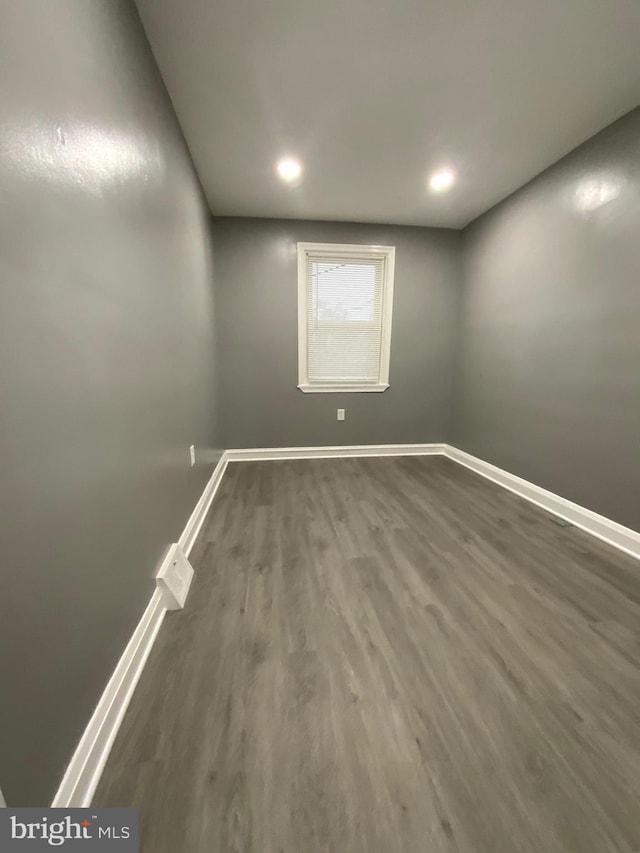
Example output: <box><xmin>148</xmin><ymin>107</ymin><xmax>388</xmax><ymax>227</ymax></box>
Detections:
<box><xmin>52</xmin><ymin>454</ymin><xmax>229</xmax><ymax>808</ymax></box>
<box><xmin>224</xmin><ymin>443</ymin><xmax>445</xmax><ymax>462</ymax></box>
<box><xmin>178</xmin><ymin>455</ymin><xmax>228</xmax><ymax>557</ymax></box>
<box><xmin>51</xmin><ymin>589</ymin><xmax>167</xmax><ymax>808</ymax></box>
<box><xmin>444</xmin><ymin>445</ymin><xmax>640</xmax><ymax>561</ymax></box>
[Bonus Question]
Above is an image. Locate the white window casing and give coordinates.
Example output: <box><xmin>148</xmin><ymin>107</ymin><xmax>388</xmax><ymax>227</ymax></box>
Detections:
<box><xmin>297</xmin><ymin>242</ymin><xmax>395</xmax><ymax>393</ymax></box>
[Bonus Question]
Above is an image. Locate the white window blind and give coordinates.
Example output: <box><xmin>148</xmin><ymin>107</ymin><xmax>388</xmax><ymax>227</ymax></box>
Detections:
<box><xmin>297</xmin><ymin>243</ymin><xmax>395</xmax><ymax>393</ymax></box>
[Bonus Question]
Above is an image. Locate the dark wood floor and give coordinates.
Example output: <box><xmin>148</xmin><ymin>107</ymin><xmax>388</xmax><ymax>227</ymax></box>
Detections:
<box><xmin>95</xmin><ymin>456</ymin><xmax>640</xmax><ymax>852</ymax></box>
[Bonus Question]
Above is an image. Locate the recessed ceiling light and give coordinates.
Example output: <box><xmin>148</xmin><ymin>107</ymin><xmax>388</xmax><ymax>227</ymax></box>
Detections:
<box><xmin>276</xmin><ymin>158</ymin><xmax>302</xmax><ymax>182</ymax></box>
<box><xmin>429</xmin><ymin>168</ymin><xmax>456</xmax><ymax>193</ymax></box>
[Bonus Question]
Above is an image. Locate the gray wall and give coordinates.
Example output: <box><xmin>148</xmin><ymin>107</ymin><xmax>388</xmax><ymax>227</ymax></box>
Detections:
<box><xmin>0</xmin><ymin>0</ymin><xmax>220</xmax><ymax>804</ymax></box>
<box><xmin>453</xmin><ymin>107</ymin><xmax>640</xmax><ymax>531</ymax></box>
<box><xmin>213</xmin><ymin>218</ymin><xmax>462</xmax><ymax>448</ymax></box>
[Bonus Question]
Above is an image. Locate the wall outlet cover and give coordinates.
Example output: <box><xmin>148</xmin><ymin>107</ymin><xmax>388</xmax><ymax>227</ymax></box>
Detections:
<box><xmin>337</xmin><ymin>409</ymin><xmax>345</xmax><ymax>421</ymax></box>
<box><xmin>189</xmin><ymin>445</ymin><xmax>196</xmax><ymax>466</ymax></box>
<box><xmin>155</xmin><ymin>543</ymin><xmax>194</xmax><ymax>609</ymax></box>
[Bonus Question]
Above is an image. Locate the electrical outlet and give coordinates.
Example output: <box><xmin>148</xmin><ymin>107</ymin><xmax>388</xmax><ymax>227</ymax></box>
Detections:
<box><xmin>189</xmin><ymin>445</ymin><xmax>196</xmax><ymax>467</ymax></box>
<box><xmin>337</xmin><ymin>408</ymin><xmax>345</xmax><ymax>421</ymax></box>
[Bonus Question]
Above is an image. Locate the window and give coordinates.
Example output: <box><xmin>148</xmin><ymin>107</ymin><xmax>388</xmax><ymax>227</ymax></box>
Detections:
<box><xmin>297</xmin><ymin>242</ymin><xmax>395</xmax><ymax>393</ymax></box>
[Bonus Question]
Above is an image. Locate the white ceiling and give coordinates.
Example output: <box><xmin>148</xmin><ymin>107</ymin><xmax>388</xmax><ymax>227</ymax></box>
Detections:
<box><xmin>135</xmin><ymin>0</ymin><xmax>640</xmax><ymax>229</ymax></box>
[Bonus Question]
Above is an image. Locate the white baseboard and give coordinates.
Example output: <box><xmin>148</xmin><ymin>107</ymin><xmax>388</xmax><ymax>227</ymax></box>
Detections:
<box><xmin>51</xmin><ymin>589</ymin><xmax>167</xmax><ymax>808</ymax></box>
<box><xmin>52</xmin><ymin>454</ymin><xmax>228</xmax><ymax>808</ymax></box>
<box><xmin>178</xmin><ymin>454</ymin><xmax>228</xmax><ymax>557</ymax></box>
<box><xmin>444</xmin><ymin>445</ymin><xmax>640</xmax><ymax>561</ymax></box>
<box><xmin>224</xmin><ymin>443</ymin><xmax>445</xmax><ymax>462</ymax></box>
<box><xmin>226</xmin><ymin>443</ymin><xmax>639</xmax><ymax>560</ymax></box>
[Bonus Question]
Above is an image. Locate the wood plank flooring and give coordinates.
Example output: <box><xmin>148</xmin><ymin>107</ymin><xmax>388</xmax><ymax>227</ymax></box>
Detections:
<box><xmin>95</xmin><ymin>456</ymin><xmax>640</xmax><ymax>852</ymax></box>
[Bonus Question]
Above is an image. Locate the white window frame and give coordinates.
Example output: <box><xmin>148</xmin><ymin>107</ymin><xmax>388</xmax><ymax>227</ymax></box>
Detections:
<box><xmin>297</xmin><ymin>242</ymin><xmax>395</xmax><ymax>393</ymax></box>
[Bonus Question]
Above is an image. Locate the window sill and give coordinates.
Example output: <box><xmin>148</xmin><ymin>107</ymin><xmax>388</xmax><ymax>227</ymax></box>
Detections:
<box><xmin>297</xmin><ymin>383</ymin><xmax>389</xmax><ymax>394</ymax></box>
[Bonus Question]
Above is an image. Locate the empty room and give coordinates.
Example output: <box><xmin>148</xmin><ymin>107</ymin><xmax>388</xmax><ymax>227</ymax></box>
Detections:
<box><xmin>1</xmin><ymin>0</ymin><xmax>639</xmax><ymax>850</ymax></box>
